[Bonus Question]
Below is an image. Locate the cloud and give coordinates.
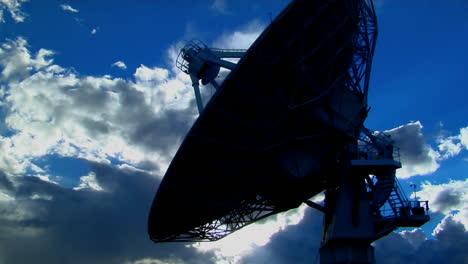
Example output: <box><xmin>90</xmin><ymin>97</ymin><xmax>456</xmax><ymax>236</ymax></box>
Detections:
<box><xmin>0</xmin><ymin>163</ymin><xmax>220</xmax><ymax>264</ymax></box>
<box><xmin>212</xmin><ymin>20</ymin><xmax>265</xmax><ymax>49</ymax></box>
<box><xmin>60</xmin><ymin>4</ymin><xmax>79</xmax><ymax>13</ymax></box>
<box><xmin>0</xmin><ymin>37</ymin><xmax>196</xmax><ymax>178</ymax></box>
<box><xmin>384</xmin><ymin>121</ymin><xmax>440</xmax><ymax>178</ymax></box>
<box><xmin>380</xmin><ymin>122</ymin><xmax>467</xmax><ymax>179</ymax></box>
<box><xmin>416</xmin><ymin>179</ymin><xmax>467</xmax><ymax>228</ymax></box>
<box><xmin>112</xmin><ymin>60</ymin><xmax>127</xmax><ymax>70</ymax></box>
<box><xmin>211</xmin><ymin>0</ymin><xmax>229</xmax><ymax>15</ymax></box>
<box><xmin>91</xmin><ymin>28</ymin><xmax>97</xmax><ymax>35</ymax></box>
<box><xmin>437</xmin><ymin>126</ymin><xmax>468</xmax><ymax>160</ymax></box>
<box><xmin>374</xmin><ymin>215</ymin><xmax>468</xmax><ymax>264</ymax></box>
<box><xmin>0</xmin><ymin>37</ymin><xmax>54</xmax><ymax>80</ymax></box>
<box><xmin>399</xmin><ymin>228</ymin><xmax>427</xmax><ymax>248</ymax></box>
<box><xmin>0</xmin><ymin>0</ymin><xmax>27</xmax><ymax>23</ymax></box>
<box><xmin>73</xmin><ymin>171</ymin><xmax>103</xmax><ymax>191</ymax></box>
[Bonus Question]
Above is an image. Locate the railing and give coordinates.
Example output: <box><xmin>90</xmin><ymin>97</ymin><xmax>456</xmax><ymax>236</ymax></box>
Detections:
<box><xmin>209</xmin><ymin>48</ymin><xmax>247</xmax><ymax>53</ymax></box>
<box><xmin>406</xmin><ymin>201</ymin><xmax>429</xmax><ymax>213</ymax></box>
<box><xmin>357</xmin><ymin>131</ymin><xmax>400</xmax><ymax>162</ymax></box>
<box><xmin>175</xmin><ymin>40</ymin><xmax>207</xmax><ymax>73</ymax></box>
<box><xmin>379</xmin><ymin>202</ymin><xmax>429</xmax><ymax>218</ymax></box>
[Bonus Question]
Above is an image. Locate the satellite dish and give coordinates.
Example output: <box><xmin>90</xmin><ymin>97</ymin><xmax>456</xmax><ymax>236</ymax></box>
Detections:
<box><xmin>149</xmin><ymin>0</ymin><xmax>430</xmax><ymax>262</ymax></box>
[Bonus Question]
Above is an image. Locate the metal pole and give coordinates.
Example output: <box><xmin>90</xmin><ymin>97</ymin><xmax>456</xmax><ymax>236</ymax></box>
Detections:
<box><xmin>190</xmin><ymin>74</ymin><xmax>204</xmax><ymax>114</ymax></box>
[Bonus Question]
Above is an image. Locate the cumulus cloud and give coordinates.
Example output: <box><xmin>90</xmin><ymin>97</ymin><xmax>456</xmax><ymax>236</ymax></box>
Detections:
<box><xmin>437</xmin><ymin>126</ymin><xmax>468</xmax><ymax>160</ymax></box>
<box><xmin>73</xmin><ymin>171</ymin><xmax>103</xmax><ymax>191</ymax></box>
<box><xmin>60</xmin><ymin>4</ymin><xmax>79</xmax><ymax>13</ymax></box>
<box><xmin>112</xmin><ymin>60</ymin><xmax>127</xmax><ymax>70</ymax></box>
<box><xmin>374</xmin><ymin>215</ymin><xmax>468</xmax><ymax>264</ymax></box>
<box><xmin>0</xmin><ymin>37</ymin><xmax>196</xmax><ymax>178</ymax></box>
<box><xmin>0</xmin><ymin>37</ymin><xmax>54</xmax><ymax>80</ymax></box>
<box><xmin>384</xmin><ymin>121</ymin><xmax>440</xmax><ymax>178</ymax></box>
<box><xmin>0</xmin><ymin>0</ymin><xmax>27</xmax><ymax>23</ymax></box>
<box><xmin>91</xmin><ymin>28</ymin><xmax>97</xmax><ymax>35</ymax></box>
<box><xmin>381</xmin><ymin>122</ymin><xmax>467</xmax><ymax>179</ymax></box>
<box><xmin>399</xmin><ymin>228</ymin><xmax>427</xmax><ymax>248</ymax></box>
<box><xmin>416</xmin><ymin>179</ymin><xmax>467</xmax><ymax>228</ymax></box>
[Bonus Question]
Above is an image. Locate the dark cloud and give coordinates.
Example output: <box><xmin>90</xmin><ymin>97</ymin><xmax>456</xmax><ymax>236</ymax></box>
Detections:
<box><xmin>433</xmin><ymin>188</ymin><xmax>463</xmax><ymax>213</ymax></box>
<box><xmin>375</xmin><ymin>216</ymin><xmax>468</xmax><ymax>264</ymax></box>
<box><xmin>126</xmin><ymin>107</ymin><xmax>193</xmax><ymax>155</ymax></box>
<box><xmin>400</xmin><ymin>228</ymin><xmax>426</xmax><ymax>248</ymax></box>
<box><xmin>0</xmin><ymin>170</ymin><xmax>14</xmax><ymax>191</ymax></box>
<box><xmin>0</xmin><ymin>163</ymin><xmax>216</xmax><ymax>264</ymax></box>
<box><xmin>236</xmin><ymin>206</ymin><xmax>468</xmax><ymax>264</ymax></box>
<box><xmin>239</xmin><ymin>208</ymin><xmax>323</xmax><ymax>264</ymax></box>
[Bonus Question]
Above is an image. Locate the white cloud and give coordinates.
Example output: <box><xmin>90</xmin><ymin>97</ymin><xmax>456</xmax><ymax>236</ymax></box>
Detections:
<box><xmin>112</xmin><ymin>60</ymin><xmax>127</xmax><ymax>70</ymax></box>
<box><xmin>0</xmin><ymin>37</ymin><xmax>196</xmax><ymax>179</ymax></box>
<box><xmin>0</xmin><ymin>0</ymin><xmax>27</xmax><ymax>23</ymax></box>
<box><xmin>379</xmin><ymin>122</ymin><xmax>468</xmax><ymax>179</ymax></box>
<box><xmin>460</xmin><ymin>127</ymin><xmax>468</xmax><ymax>146</ymax></box>
<box><xmin>213</xmin><ymin>20</ymin><xmax>264</xmax><ymax>49</ymax></box>
<box><xmin>437</xmin><ymin>126</ymin><xmax>468</xmax><ymax>160</ymax></box>
<box><xmin>384</xmin><ymin>121</ymin><xmax>440</xmax><ymax>178</ymax></box>
<box><xmin>431</xmin><ymin>214</ymin><xmax>468</xmax><ymax>253</ymax></box>
<box><xmin>60</xmin><ymin>4</ymin><xmax>78</xmax><ymax>13</ymax></box>
<box><xmin>134</xmin><ymin>64</ymin><xmax>168</xmax><ymax>82</ymax></box>
<box><xmin>91</xmin><ymin>28</ymin><xmax>97</xmax><ymax>35</ymax></box>
<box><xmin>73</xmin><ymin>172</ymin><xmax>103</xmax><ymax>191</ymax></box>
<box><xmin>0</xmin><ymin>37</ymin><xmax>54</xmax><ymax>80</ymax></box>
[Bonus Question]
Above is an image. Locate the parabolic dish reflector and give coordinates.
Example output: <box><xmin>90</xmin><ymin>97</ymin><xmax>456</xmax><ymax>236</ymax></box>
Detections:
<box><xmin>149</xmin><ymin>0</ymin><xmax>377</xmax><ymax>242</ymax></box>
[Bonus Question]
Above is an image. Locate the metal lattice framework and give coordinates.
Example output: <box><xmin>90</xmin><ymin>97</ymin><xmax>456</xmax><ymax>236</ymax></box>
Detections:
<box><xmin>348</xmin><ymin>0</ymin><xmax>378</xmax><ymax>100</ymax></box>
<box><xmin>154</xmin><ymin>197</ymin><xmax>278</xmax><ymax>242</ymax></box>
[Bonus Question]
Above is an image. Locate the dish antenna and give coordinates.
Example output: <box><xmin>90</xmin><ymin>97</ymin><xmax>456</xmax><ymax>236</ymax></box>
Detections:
<box><xmin>149</xmin><ymin>0</ymin><xmax>430</xmax><ymax>263</ymax></box>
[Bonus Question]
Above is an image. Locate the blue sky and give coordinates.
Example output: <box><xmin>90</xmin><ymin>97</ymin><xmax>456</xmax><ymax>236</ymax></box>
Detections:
<box><xmin>0</xmin><ymin>1</ymin><xmax>466</xmax><ymax>263</ymax></box>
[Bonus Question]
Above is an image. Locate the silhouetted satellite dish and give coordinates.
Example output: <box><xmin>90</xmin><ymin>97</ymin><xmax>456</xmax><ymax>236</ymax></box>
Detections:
<box><xmin>149</xmin><ymin>0</ymin><xmax>429</xmax><ymax>262</ymax></box>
